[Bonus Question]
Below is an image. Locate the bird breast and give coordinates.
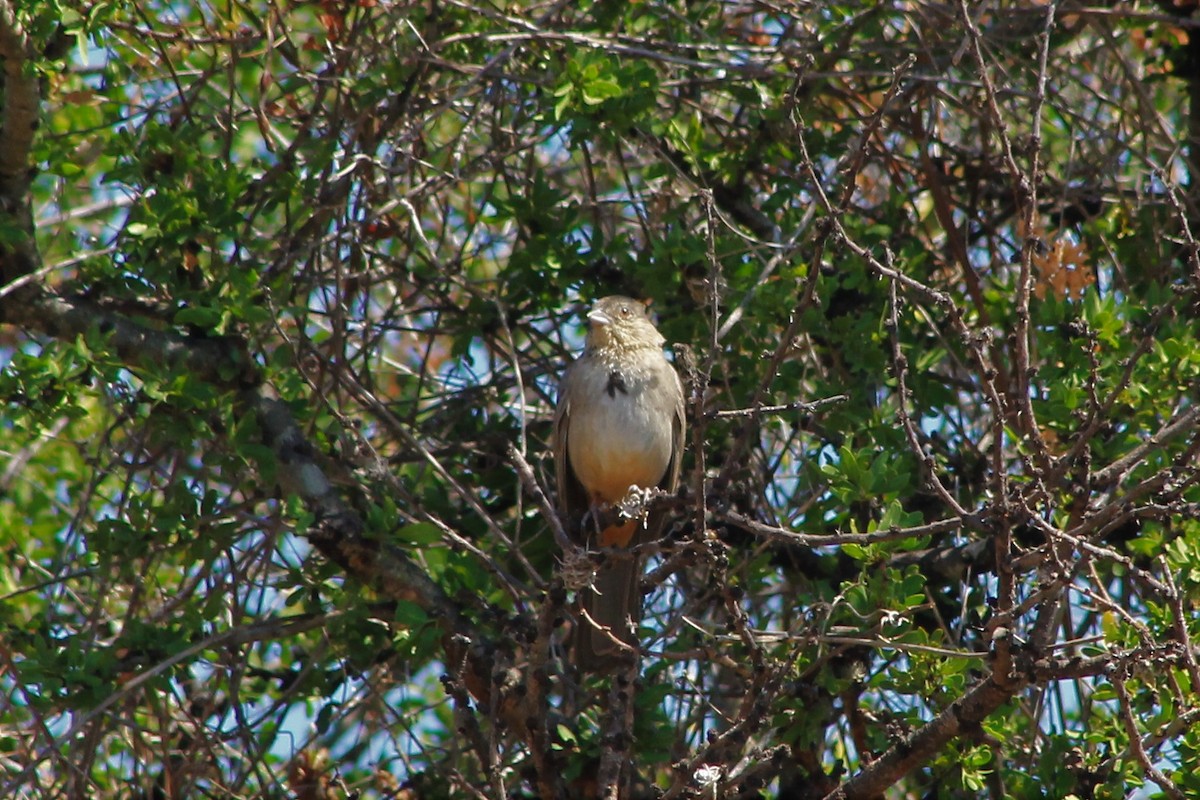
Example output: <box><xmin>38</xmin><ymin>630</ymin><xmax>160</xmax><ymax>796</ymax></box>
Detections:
<box><xmin>567</xmin><ymin>353</ymin><xmax>675</xmax><ymax>504</ymax></box>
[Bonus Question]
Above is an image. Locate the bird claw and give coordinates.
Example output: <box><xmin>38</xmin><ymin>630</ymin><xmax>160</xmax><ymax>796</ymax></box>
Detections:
<box><xmin>615</xmin><ymin>484</ymin><xmax>662</xmax><ymax>522</ymax></box>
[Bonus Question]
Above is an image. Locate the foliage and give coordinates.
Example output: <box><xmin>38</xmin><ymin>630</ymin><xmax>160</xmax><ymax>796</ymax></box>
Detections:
<box><xmin>2</xmin><ymin>1</ymin><xmax>1200</xmax><ymax>798</ymax></box>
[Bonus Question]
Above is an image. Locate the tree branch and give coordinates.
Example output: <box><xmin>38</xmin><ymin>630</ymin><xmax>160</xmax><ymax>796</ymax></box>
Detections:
<box><xmin>822</xmin><ymin>671</ymin><xmax>1023</xmax><ymax>799</ymax></box>
<box><xmin>0</xmin><ymin>283</ymin><xmax>537</xmax><ymax>734</ymax></box>
<box><xmin>0</xmin><ymin>0</ymin><xmax>40</xmax><ymax>288</ymax></box>
<box><xmin>0</xmin><ymin>0</ymin><xmax>37</xmax><ymax>201</ymax></box>
<box><xmin>1</xmin><ymin>291</ymin><xmax>257</xmax><ymax>384</ymax></box>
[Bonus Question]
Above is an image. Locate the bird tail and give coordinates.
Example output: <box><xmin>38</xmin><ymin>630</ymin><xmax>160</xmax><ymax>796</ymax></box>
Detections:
<box><xmin>575</xmin><ymin>547</ymin><xmax>642</xmax><ymax>671</ymax></box>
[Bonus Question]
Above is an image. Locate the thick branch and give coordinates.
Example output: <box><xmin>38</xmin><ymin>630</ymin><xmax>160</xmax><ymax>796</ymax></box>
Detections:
<box><xmin>0</xmin><ymin>0</ymin><xmax>40</xmax><ymax>288</ymax></box>
<box><xmin>0</xmin><ymin>283</ymin><xmax>533</xmax><ymax>732</ymax></box>
<box><xmin>247</xmin><ymin>386</ymin><xmax>531</xmax><ymax>732</ymax></box>
<box><xmin>822</xmin><ymin>644</ymin><xmax>1171</xmax><ymax>799</ymax></box>
<box><xmin>251</xmin><ymin>390</ymin><xmax>460</xmax><ymax>618</ymax></box>
<box><xmin>822</xmin><ymin>672</ymin><xmax>1023</xmax><ymax>800</ymax></box>
<box><xmin>0</xmin><ymin>292</ymin><xmax>256</xmax><ymax>385</ymax></box>
<box><xmin>0</xmin><ymin>0</ymin><xmax>37</xmax><ymax>201</ymax></box>
<box><xmin>249</xmin><ymin>389</ymin><xmax>533</xmax><ymax>727</ymax></box>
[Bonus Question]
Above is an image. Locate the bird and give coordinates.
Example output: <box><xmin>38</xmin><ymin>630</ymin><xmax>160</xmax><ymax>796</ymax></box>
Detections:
<box><xmin>554</xmin><ymin>296</ymin><xmax>686</xmax><ymax>669</ymax></box>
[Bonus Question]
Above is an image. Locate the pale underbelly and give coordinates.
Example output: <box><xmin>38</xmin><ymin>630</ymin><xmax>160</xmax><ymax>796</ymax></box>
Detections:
<box><xmin>568</xmin><ymin>398</ymin><xmax>672</xmax><ymax>503</ymax></box>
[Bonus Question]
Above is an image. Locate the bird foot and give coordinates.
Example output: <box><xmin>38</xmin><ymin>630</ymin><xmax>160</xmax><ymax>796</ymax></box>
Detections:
<box><xmin>615</xmin><ymin>484</ymin><xmax>664</xmax><ymax>522</ymax></box>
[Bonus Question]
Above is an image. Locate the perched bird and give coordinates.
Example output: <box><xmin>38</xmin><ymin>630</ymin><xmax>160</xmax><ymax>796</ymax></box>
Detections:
<box><xmin>554</xmin><ymin>296</ymin><xmax>686</xmax><ymax>668</ymax></box>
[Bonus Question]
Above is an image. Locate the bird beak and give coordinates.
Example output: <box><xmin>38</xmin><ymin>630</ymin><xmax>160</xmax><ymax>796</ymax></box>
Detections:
<box><xmin>587</xmin><ymin>308</ymin><xmax>612</xmax><ymax>327</ymax></box>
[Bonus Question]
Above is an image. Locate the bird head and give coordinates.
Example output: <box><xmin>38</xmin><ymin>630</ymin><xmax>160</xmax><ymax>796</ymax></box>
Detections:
<box><xmin>585</xmin><ymin>296</ymin><xmax>665</xmax><ymax>351</ymax></box>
